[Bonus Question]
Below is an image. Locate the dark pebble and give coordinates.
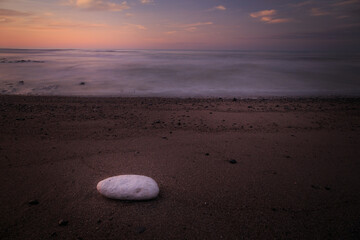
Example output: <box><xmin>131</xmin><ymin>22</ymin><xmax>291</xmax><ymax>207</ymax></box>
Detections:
<box><xmin>28</xmin><ymin>199</ymin><xmax>39</xmax><ymax>205</ymax></box>
<box><xmin>311</xmin><ymin>185</ymin><xmax>321</xmax><ymax>190</ymax></box>
<box><xmin>58</xmin><ymin>219</ymin><xmax>68</xmax><ymax>226</ymax></box>
<box><xmin>229</xmin><ymin>159</ymin><xmax>237</xmax><ymax>164</ymax></box>
<box><xmin>80</xmin><ymin>82</ymin><xmax>86</xmax><ymax>85</ymax></box>
<box><xmin>232</xmin><ymin>98</ymin><xmax>237</xmax><ymax>102</ymax></box>
<box><xmin>324</xmin><ymin>186</ymin><xmax>331</xmax><ymax>191</ymax></box>
<box><xmin>18</xmin><ymin>81</ymin><xmax>24</xmax><ymax>85</ymax></box>
<box><xmin>135</xmin><ymin>226</ymin><xmax>146</xmax><ymax>234</ymax></box>
<box><xmin>205</xmin><ymin>153</ymin><xmax>210</xmax><ymax>156</ymax></box>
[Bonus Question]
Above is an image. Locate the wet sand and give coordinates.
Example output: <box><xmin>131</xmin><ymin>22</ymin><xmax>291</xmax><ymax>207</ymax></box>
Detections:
<box><xmin>0</xmin><ymin>95</ymin><xmax>359</xmax><ymax>239</ymax></box>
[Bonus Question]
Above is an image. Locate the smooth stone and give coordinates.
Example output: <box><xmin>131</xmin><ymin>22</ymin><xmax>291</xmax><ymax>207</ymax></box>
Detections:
<box><xmin>97</xmin><ymin>175</ymin><xmax>159</xmax><ymax>200</ymax></box>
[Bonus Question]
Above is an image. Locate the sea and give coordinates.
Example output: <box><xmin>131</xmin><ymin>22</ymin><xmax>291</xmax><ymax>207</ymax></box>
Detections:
<box><xmin>0</xmin><ymin>49</ymin><xmax>359</xmax><ymax>97</ymax></box>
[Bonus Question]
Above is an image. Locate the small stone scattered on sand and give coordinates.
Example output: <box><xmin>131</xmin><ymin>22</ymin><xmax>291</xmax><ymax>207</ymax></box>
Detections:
<box><xmin>135</xmin><ymin>226</ymin><xmax>146</xmax><ymax>234</ymax></box>
<box><xmin>58</xmin><ymin>219</ymin><xmax>68</xmax><ymax>226</ymax></box>
<box><xmin>311</xmin><ymin>185</ymin><xmax>321</xmax><ymax>190</ymax></box>
<box><xmin>28</xmin><ymin>199</ymin><xmax>39</xmax><ymax>205</ymax></box>
<box><xmin>229</xmin><ymin>159</ymin><xmax>237</xmax><ymax>164</ymax></box>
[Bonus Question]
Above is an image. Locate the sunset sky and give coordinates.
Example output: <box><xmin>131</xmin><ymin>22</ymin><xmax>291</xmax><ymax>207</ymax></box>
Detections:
<box><xmin>0</xmin><ymin>0</ymin><xmax>359</xmax><ymax>50</ymax></box>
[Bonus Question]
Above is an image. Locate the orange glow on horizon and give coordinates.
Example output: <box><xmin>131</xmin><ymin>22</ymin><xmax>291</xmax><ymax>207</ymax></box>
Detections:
<box><xmin>0</xmin><ymin>0</ymin><xmax>359</xmax><ymax>51</ymax></box>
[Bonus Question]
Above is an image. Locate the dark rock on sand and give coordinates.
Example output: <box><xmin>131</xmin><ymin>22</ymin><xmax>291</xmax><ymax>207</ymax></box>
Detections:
<box><xmin>28</xmin><ymin>199</ymin><xmax>39</xmax><ymax>205</ymax></box>
<box><xmin>80</xmin><ymin>82</ymin><xmax>86</xmax><ymax>85</ymax></box>
<box><xmin>58</xmin><ymin>219</ymin><xmax>68</xmax><ymax>226</ymax></box>
<box><xmin>135</xmin><ymin>226</ymin><xmax>146</xmax><ymax>234</ymax></box>
<box><xmin>229</xmin><ymin>159</ymin><xmax>237</xmax><ymax>164</ymax></box>
<box><xmin>311</xmin><ymin>185</ymin><xmax>321</xmax><ymax>190</ymax></box>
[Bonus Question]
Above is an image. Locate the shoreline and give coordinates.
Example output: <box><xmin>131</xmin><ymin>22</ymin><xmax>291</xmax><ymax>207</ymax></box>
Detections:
<box><xmin>1</xmin><ymin>93</ymin><xmax>359</xmax><ymax>100</ymax></box>
<box><xmin>0</xmin><ymin>95</ymin><xmax>359</xmax><ymax>239</ymax></box>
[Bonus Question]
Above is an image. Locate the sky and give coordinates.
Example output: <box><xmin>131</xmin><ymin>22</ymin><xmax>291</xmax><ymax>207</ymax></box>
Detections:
<box><xmin>0</xmin><ymin>0</ymin><xmax>359</xmax><ymax>50</ymax></box>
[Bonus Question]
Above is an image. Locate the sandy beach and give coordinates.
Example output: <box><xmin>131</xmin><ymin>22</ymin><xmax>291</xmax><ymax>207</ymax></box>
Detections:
<box><xmin>0</xmin><ymin>95</ymin><xmax>359</xmax><ymax>239</ymax></box>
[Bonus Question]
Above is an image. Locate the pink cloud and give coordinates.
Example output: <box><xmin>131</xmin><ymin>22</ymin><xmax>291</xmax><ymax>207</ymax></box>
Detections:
<box><xmin>250</xmin><ymin>9</ymin><xmax>276</xmax><ymax>18</ymax></box>
<box><xmin>310</xmin><ymin>8</ymin><xmax>331</xmax><ymax>16</ymax></box>
<box><xmin>68</xmin><ymin>0</ymin><xmax>130</xmax><ymax>11</ymax></box>
<box><xmin>251</xmin><ymin>9</ymin><xmax>292</xmax><ymax>24</ymax></box>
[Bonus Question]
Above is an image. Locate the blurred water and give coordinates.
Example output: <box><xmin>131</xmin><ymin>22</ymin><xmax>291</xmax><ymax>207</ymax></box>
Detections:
<box><xmin>0</xmin><ymin>49</ymin><xmax>359</xmax><ymax>97</ymax></box>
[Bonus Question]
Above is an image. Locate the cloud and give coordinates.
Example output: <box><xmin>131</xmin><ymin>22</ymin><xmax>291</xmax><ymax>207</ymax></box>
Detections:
<box><xmin>265</xmin><ymin>18</ymin><xmax>293</xmax><ymax>24</ymax></box>
<box><xmin>44</xmin><ymin>12</ymin><xmax>55</xmax><ymax>17</ymax></box>
<box><xmin>206</xmin><ymin>5</ymin><xmax>226</xmax><ymax>12</ymax></box>
<box><xmin>332</xmin><ymin>0</ymin><xmax>359</xmax><ymax>6</ymax></box>
<box><xmin>133</xmin><ymin>24</ymin><xmax>146</xmax><ymax>30</ymax></box>
<box><xmin>0</xmin><ymin>8</ymin><xmax>31</xmax><ymax>16</ymax></box>
<box><xmin>140</xmin><ymin>0</ymin><xmax>153</xmax><ymax>4</ymax></box>
<box><xmin>0</xmin><ymin>17</ymin><xmax>12</xmax><ymax>23</ymax></box>
<box><xmin>310</xmin><ymin>8</ymin><xmax>331</xmax><ymax>16</ymax></box>
<box><xmin>214</xmin><ymin>5</ymin><xmax>226</xmax><ymax>11</ymax></box>
<box><xmin>41</xmin><ymin>21</ymin><xmax>107</xmax><ymax>30</ymax></box>
<box><xmin>336</xmin><ymin>15</ymin><xmax>350</xmax><ymax>19</ymax></box>
<box><xmin>250</xmin><ymin>9</ymin><xmax>276</xmax><ymax>18</ymax></box>
<box><xmin>0</xmin><ymin>8</ymin><xmax>32</xmax><ymax>25</ymax></box>
<box><xmin>181</xmin><ymin>22</ymin><xmax>213</xmax><ymax>28</ymax></box>
<box><xmin>185</xmin><ymin>27</ymin><xmax>197</xmax><ymax>32</ymax></box>
<box><xmin>165</xmin><ymin>31</ymin><xmax>177</xmax><ymax>35</ymax></box>
<box><xmin>250</xmin><ymin>9</ymin><xmax>293</xmax><ymax>24</ymax></box>
<box><xmin>67</xmin><ymin>0</ymin><xmax>129</xmax><ymax>11</ymax></box>
<box><xmin>172</xmin><ymin>22</ymin><xmax>213</xmax><ymax>33</ymax></box>
<box><xmin>0</xmin><ymin>8</ymin><xmax>107</xmax><ymax>30</ymax></box>
<box><xmin>289</xmin><ymin>1</ymin><xmax>314</xmax><ymax>8</ymax></box>
<box><xmin>122</xmin><ymin>23</ymin><xmax>146</xmax><ymax>30</ymax></box>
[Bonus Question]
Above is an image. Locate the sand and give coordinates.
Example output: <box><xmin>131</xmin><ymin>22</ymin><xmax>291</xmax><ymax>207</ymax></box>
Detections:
<box><xmin>0</xmin><ymin>95</ymin><xmax>359</xmax><ymax>239</ymax></box>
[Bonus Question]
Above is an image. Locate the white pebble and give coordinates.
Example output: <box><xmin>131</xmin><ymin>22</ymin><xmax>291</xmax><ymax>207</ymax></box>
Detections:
<box><xmin>97</xmin><ymin>175</ymin><xmax>159</xmax><ymax>200</ymax></box>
